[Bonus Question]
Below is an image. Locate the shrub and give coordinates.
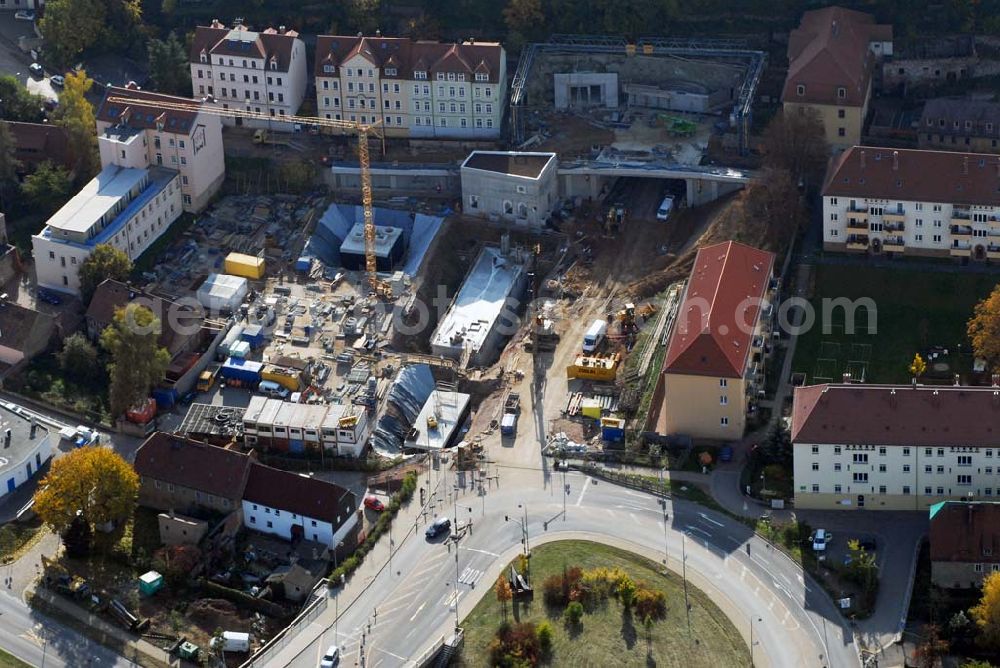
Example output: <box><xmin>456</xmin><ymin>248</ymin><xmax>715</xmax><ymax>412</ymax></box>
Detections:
<box><xmin>536</xmin><ymin>621</ymin><xmax>554</xmax><ymax>659</ymax></box>
<box><xmin>564</xmin><ymin>601</ymin><xmax>584</xmax><ymax>626</ymax></box>
<box><xmin>634</xmin><ymin>587</ymin><xmax>667</xmax><ymax>621</ymax></box>
<box><xmin>615</xmin><ymin>572</ymin><xmax>637</xmax><ymax>609</ymax></box>
<box><xmin>542</xmin><ymin>574</ymin><xmax>566</xmax><ymax>607</ymax></box>
<box><xmin>489</xmin><ymin>622</ymin><xmax>540</xmax><ymax>667</ymax></box>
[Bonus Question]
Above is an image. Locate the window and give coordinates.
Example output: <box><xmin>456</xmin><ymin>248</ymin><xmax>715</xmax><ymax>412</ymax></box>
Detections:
<box><xmin>879</xmin><ymin>464</ymin><xmax>886</xmax><ymax>472</ymax></box>
<box><xmin>937</xmin><ymin>466</ymin><xmax>945</xmax><ymax>474</ymax></box>
<box><xmin>476</xmin><ymin>73</ymin><xmax>488</xmax><ymax>82</ymax></box>
<box><xmin>958</xmin><ymin>455</ymin><xmax>972</xmax><ymax>466</ymax></box>
<box><xmin>267</xmin><ymin>521</ymin><xmax>273</xmax><ymax>528</ymax></box>
<box><xmin>838</xmin><ymin>109</ymin><xmax>845</xmax><ymax>119</ymax></box>
<box><xmin>879</xmin><ymin>446</ymin><xmax>887</xmax><ymax>456</ymax></box>
<box><xmin>720</xmin><ymin>417</ymin><xmax>729</xmax><ymax>427</ymax></box>
<box><xmin>720</xmin><ymin>395</ymin><xmax>728</xmax><ymax>405</ymax></box>
<box><xmin>925</xmin><ymin>487</ymin><xmax>932</xmax><ymax>495</ymax></box>
<box><xmin>903</xmin><ymin>465</ymin><xmax>911</xmax><ymax>473</ymax></box>
<box><xmin>812</xmin><ymin>462</ymin><xmax>819</xmax><ymax>471</ymax></box>
<box><xmin>796</xmin><ymin>84</ymin><xmax>805</xmax><ymax>96</ymax></box>
<box><xmin>719</xmin><ymin>378</ymin><xmax>728</xmax><ymax>388</ymax></box>
<box><xmin>853</xmin><ymin>453</ymin><xmax>868</xmax><ymax>463</ymax></box>
<box><xmin>975</xmin><ymin>563</ymin><xmax>984</xmax><ymax>573</ymax></box>
<box><xmin>903</xmin><ymin>486</ymin><xmax>911</xmax><ymax>495</ymax></box>
<box><xmin>958</xmin><ymin>474</ymin><xmax>972</xmax><ymax>485</ymax></box>
<box><xmin>903</xmin><ymin>447</ymin><xmax>911</xmax><ymax>456</ymax></box>
<box><xmin>838</xmin><ymin>127</ymin><xmax>846</xmax><ymax>137</ymax></box>
<box><xmin>834</xmin><ymin>463</ymin><xmax>842</xmax><ymax>472</ymax></box>
<box><xmin>853</xmin><ymin>472</ymin><xmax>868</xmax><ymax>483</ymax></box>
<box><xmin>938</xmin><ymin>448</ymin><xmax>945</xmax><ymax>457</ymax></box>
<box><xmin>878</xmin><ymin>485</ymin><xmax>887</xmax><ymax>494</ymax></box>
<box><xmin>250</xmin><ymin>516</ymin><xmax>256</xmax><ymax>524</ymax></box>
<box><xmin>834</xmin><ymin>446</ymin><xmax>842</xmax><ymax>455</ymax></box>
<box><xmin>311</xmin><ymin>520</ymin><xmax>317</xmax><ymax>527</ymax></box>
<box><xmin>811</xmin><ymin>484</ymin><xmax>820</xmax><ymax>493</ymax></box>
<box><xmin>837</xmin><ymin>87</ymin><xmax>846</xmax><ymax>98</ymax></box>
<box><xmin>385</xmin><ymin>67</ymin><xmax>397</xmax><ymax>76</ymax></box>
<box><xmin>812</xmin><ymin>445</ymin><xmax>820</xmax><ymax>454</ymax></box>
<box><xmin>469</xmin><ymin>195</ymin><xmax>479</xmax><ymax>209</ymax></box>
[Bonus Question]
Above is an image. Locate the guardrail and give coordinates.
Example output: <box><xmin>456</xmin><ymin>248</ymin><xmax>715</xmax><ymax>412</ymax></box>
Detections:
<box><xmin>240</xmin><ymin>583</ymin><xmax>329</xmax><ymax>667</ymax></box>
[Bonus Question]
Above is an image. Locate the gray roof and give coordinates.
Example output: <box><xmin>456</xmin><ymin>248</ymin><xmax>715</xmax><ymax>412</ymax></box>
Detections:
<box><xmin>461</xmin><ymin>151</ymin><xmax>556</xmax><ymax>179</ymax></box>
<box><xmin>0</xmin><ymin>402</ymin><xmax>49</xmax><ymax>479</ymax></box>
<box><xmin>920</xmin><ymin>98</ymin><xmax>1000</xmax><ymax>136</ymax></box>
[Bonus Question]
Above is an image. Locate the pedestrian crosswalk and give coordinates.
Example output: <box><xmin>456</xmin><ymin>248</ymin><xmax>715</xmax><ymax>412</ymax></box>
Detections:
<box><xmin>458</xmin><ymin>566</ymin><xmax>483</xmax><ymax>587</ymax></box>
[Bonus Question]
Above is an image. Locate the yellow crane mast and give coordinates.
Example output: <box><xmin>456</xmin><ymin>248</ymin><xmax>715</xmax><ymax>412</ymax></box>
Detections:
<box><xmin>104</xmin><ymin>96</ymin><xmax>391</xmax><ymax>296</ymax></box>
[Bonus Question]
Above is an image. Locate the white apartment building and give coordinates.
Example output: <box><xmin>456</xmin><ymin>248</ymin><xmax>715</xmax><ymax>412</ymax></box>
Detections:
<box><xmin>823</xmin><ymin>146</ymin><xmax>1000</xmax><ymax>260</ymax></box>
<box><xmin>96</xmin><ymin>85</ymin><xmax>225</xmax><ymax>213</ymax></box>
<box><xmin>241</xmin><ymin>462</ymin><xmax>358</xmax><ymax>550</ymax></box>
<box><xmin>190</xmin><ymin>20</ymin><xmax>307</xmax><ymax>128</ymax></box>
<box><xmin>314</xmin><ymin>34</ymin><xmax>506</xmax><ymax>138</ymax></box>
<box><xmin>792</xmin><ymin>383</ymin><xmax>1000</xmax><ymax>511</ymax></box>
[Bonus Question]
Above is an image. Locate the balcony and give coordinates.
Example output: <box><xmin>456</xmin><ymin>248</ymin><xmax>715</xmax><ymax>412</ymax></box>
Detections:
<box><xmin>882</xmin><ymin>210</ymin><xmax>905</xmax><ymax>222</ymax></box>
<box><xmin>846</xmin><ymin>218</ymin><xmax>868</xmax><ymax>230</ymax></box>
<box><xmin>951</xmin><ymin>224</ymin><xmax>973</xmax><ymax>239</ymax></box>
<box><xmin>884</xmin><ymin>221</ymin><xmax>905</xmax><ymax>233</ymax></box>
<box><xmin>846</xmin><ymin>206</ymin><xmax>868</xmax><ymax>220</ymax></box>
<box><xmin>951</xmin><ymin>243</ymin><xmax>972</xmax><ymax>257</ymax></box>
<box><xmin>846</xmin><ymin>235</ymin><xmax>869</xmax><ymax>251</ymax></box>
<box><xmin>952</xmin><ymin>207</ymin><xmax>972</xmax><ymax>223</ymax></box>
<box><xmin>988</xmin><ymin>245</ymin><xmax>1000</xmax><ymax>260</ymax></box>
<box><xmin>883</xmin><ymin>236</ymin><xmax>905</xmax><ymax>252</ymax></box>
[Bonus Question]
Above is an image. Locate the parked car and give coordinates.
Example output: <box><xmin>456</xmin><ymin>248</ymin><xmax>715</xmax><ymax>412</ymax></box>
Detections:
<box><xmin>719</xmin><ymin>445</ymin><xmax>734</xmax><ymax>462</ymax></box>
<box><xmin>50</xmin><ymin>75</ymin><xmax>65</xmax><ymax>87</ymax></box>
<box><xmin>363</xmin><ymin>496</ymin><xmax>385</xmax><ymax>512</ymax></box>
<box><xmin>319</xmin><ymin>644</ymin><xmax>339</xmax><ymax>667</ymax></box>
<box><xmin>257</xmin><ymin>380</ymin><xmax>289</xmax><ymax>399</ymax></box>
<box><xmin>36</xmin><ymin>288</ymin><xmax>61</xmax><ymax>305</ymax></box>
<box><xmin>810</xmin><ymin>529</ymin><xmax>833</xmax><ymax>552</ymax></box>
<box><xmin>14</xmin><ymin>10</ymin><xmax>35</xmax><ymax>21</ymax></box>
<box><xmin>425</xmin><ymin>516</ymin><xmax>451</xmax><ymax>539</ymax></box>
<box><xmin>28</xmin><ymin>62</ymin><xmax>43</xmax><ymax>78</ymax></box>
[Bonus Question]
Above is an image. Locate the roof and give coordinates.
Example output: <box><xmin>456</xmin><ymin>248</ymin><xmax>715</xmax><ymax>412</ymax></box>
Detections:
<box><xmin>243</xmin><ymin>463</ymin><xmax>355</xmax><ymax>526</ymax></box>
<box><xmin>190</xmin><ymin>23</ymin><xmax>300</xmax><ymax>73</ymax></box>
<box><xmin>133</xmin><ymin>432</ymin><xmax>252</xmax><ymax>500</ymax></box>
<box><xmin>0</xmin><ymin>301</ymin><xmax>56</xmax><ymax>355</ymax></box>
<box><xmin>0</xmin><ymin>402</ymin><xmax>50</xmax><ymax>479</ymax></box>
<box><xmin>4</xmin><ymin>121</ymin><xmax>72</xmax><ymax>168</ymax></box>
<box><xmin>176</xmin><ymin>403</ymin><xmax>246</xmax><ymax>439</ymax></box>
<box><xmin>919</xmin><ymin>98</ymin><xmax>1000</xmax><ymax>137</ymax></box>
<box><xmin>97</xmin><ymin>84</ymin><xmax>201</xmax><ymax>136</ymax></box>
<box><xmin>822</xmin><ymin>146</ymin><xmax>1000</xmax><ymax>207</ymax></box>
<box><xmin>86</xmin><ymin>279</ymin><xmax>203</xmax><ymax>354</ymax></box>
<box><xmin>403</xmin><ymin>390</ymin><xmax>471</xmax><ymax>451</ymax></box>
<box><xmin>929</xmin><ymin>501</ymin><xmax>1000</xmax><ymax>564</ymax></box>
<box><xmin>461</xmin><ymin>151</ymin><xmax>556</xmax><ymax>179</ymax></box>
<box><xmin>783</xmin><ymin>6</ymin><xmax>890</xmax><ymax>107</ymax></box>
<box><xmin>791</xmin><ymin>383</ymin><xmax>1000</xmax><ymax>447</ymax></box>
<box><xmin>663</xmin><ymin>241</ymin><xmax>775</xmax><ymax>378</ymax></box>
<box><xmin>44</xmin><ymin>164</ymin><xmax>148</xmax><ymax>234</ymax></box>
<box><xmin>314</xmin><ymin>35</ymin><xmax>504</xmax><ymax>84</ymax></box>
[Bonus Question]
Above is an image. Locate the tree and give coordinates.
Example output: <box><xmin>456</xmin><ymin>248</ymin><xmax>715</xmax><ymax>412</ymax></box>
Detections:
<box><xmin>909</xmin><ymin>353</ymin><xmax>927</xmax><ymax>378</ymax></box>
<box><xmin>615</xmin><ymin>572</ymin><xmax>637</xmax><ymax>609</ymax></box>
<box><xmin>844</xmin><ymin>539</ymin><xmax>879</xmax><ymax>595</ymax></box>
<box><xmin>564</xmin><ymin>600</ymin><xmax>584</xmax><ymax>626</ymax></box>
<box><xmin>495</xmin><ymin>573</ymin><xmax>513</xmax><ymax>622</ymax></box>
<box><xmin>38</xmin><ymin>0</ymin><xmax>106</xmax><ymax>66</ymax></box>
<box><xmin>913</xmin><ymin>623</ymin><xmax>950</xmax><ymax>668</ymax></box>
<box><xmin>0</xmin><ymin>76</ymin><xmax>46</xmax><ymax>122</ymax></box>
<box><xmin>148</xmin><ymin>32</ymin><xmax>191</xmax><ymax>96</ymax></box>
<box><xmin>969</xmin><ymin>283</ymin><xmax>1000</xmax><ymax>373</ymax></box>
<box><xmin>21</xmin><ymin>161</ymin><xmax>73</xmax><ymax>215</ymax></box>
<box><xmin>101</xmin><ymin>303</ymin><xmax>170</xmax><ymax>417</ymax></box>
<box><xmin>62</xmin><ymin>511</ymin><xmax>92</xmax><ymax>559</ymax></box>
<box><xmin>0</xmin><ymin>123</ymin><xmax>20</xmax><ymax>209</ymax></box>
<box><xmin>760</xmin><ymin>423</ymin><xmax>792</xmax><ymax>468</ymax></box>
<box><xmin>58</xmin><ymin>333</ymin><xmax>99</xmax><ymax>382</ymax></box>
<box><xmin>971</xmin><ymin>571</ymin><xmax>1000</xmax><ymax>651</ymax></box>
<box><xmin>33</xmin><ymin>446</ymin><xmax>139</xmax><ymax>536</ymax></box>
<box><xmin>53</xmin><ymin>70</ymin><xmax>99</xmax><ymax>179</ymax></box>
<box><xmin>758</xmin><ymin>108</ymin><xmax>830</xmax><ymax>191</ymax></box>
<box><xmin>78</xmin><ymin>244</ymin><xmax>133</xmax><ymax>304</ymax></box>
<box><xmin>741</xmin><ymin>167</ymin><xmax>807</xmax><ymax>248</ymax></box>
<box><xmin>153</xmin><ymin>544</ymin><xmax>202</xmax><ymax>587</ymax></box>
<box><xmin>536</xmin><ymin>620</ymin><xmax>553</xmax><ymax>660</ymax></box>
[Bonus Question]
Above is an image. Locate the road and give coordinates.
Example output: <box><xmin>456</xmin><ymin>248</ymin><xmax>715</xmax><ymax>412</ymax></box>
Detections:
<box><xmin>276</xmin><ymin>464</ymin><xmax>857</xmax><ymax>668</ymax></box>
<box><xmin>0</xmin><ymin>591</ymin><xmax>133</xmax><ymax>668</ymax></box>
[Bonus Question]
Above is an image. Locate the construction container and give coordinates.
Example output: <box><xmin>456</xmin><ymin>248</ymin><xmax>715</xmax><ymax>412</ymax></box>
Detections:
<box><xmin>228</xmin><ymin>340</ymin><xmax>251</xmax><ymax>360</ymax></box>
<box><xmin>241</xmin><ymin>323</ymin><xmax>265</xmax><ymax>349</ymax></box>
<box><xmin>261</xmin><ymin>364</ymin><xmax>303</xmax><ymax>391</ymax></box>
<box><xmin>580</xmin><ymin>399</ymin><xmax>602</xmax><ymax>420</ymax></box>
<box><xmin>565</xmin><ymin>353</ymin><xmax>621</xmax><ymax>382</ymax></box>
<box><xmin>224</xmin><ymin>252</ymin><xmax>265</xmax><ymax>280</ymax></box>
<box><xmin>219</xmin><ymin>324</ymin><xmax>245</xmax><ymax>359</ymax></box>
<box><xmin>601</xmin><ymin>417</ymin><xmax>626</xmax><ymax>442</ymax></box>
<box><xmin>220</xmin><ymin>358</ymin><xmax>263</xmax><ymax>384</ymax></box>
<box><xmin>178</xmin><ymin>642</ymin><xmax>199</xmax><ymax>661</ymax></box>
<box><xmin>151</xmin><ymin>388</ymin><xmax>178</xmax><ymax>410</ymax></box>
<box><xmin>220</xmin><ymin>632</ymin><xmax>250</xmax><ymax>653</ymax></box>
<box><xmin>138</xmin><ymin>571</ymin><xmax>163</xmax><ymax>596</ymax></box>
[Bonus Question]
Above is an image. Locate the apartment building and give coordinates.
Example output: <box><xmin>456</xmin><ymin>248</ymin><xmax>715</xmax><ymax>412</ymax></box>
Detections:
<box><xmin>659</xmin><ymin>241</ymin><xmax>776</xmax><ymax>440</ymax></box>
<box><xmin>792</xmin><ymin>383</ymin><xmax>1000</xmax><ymax>511</ymax></box>
<box><xmin>919</xmin><ymin>98</ymin><xmax>1000</xmax><ymax>154</ymax></box>
<box><xmin>782</xmin><ymin>6</ymin><xmax>892</xmax><ymax>149</ymax></box>
<box><xmin>929</xmin><ymin>501</ymin><xmax>1000</xmax><ymax>589</ymax></box>
<box><xmin>190</xmin><ymin>20</ymin><xmax>307</xmax><ymax>127</ymax></box>
<box><xmin>96</xmin><ymin>85</ymin><xmax>225</xmax><ymax>213</ymax></box>
<box><xmin>314</xmin><ymin>34</ymin><xmax>506</xmax><ymax>138</ymax></box>
<box><xmin>822</xmin><ymin>146</ymin><xmax>1000</xmax><ymax>260</ymax></box>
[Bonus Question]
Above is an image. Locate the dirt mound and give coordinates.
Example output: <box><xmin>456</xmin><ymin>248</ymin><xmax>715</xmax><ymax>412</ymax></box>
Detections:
<box><xmin>188</xmin><ymin>598</ymin><xmax>240</xmax><ymax>630</ymax></box>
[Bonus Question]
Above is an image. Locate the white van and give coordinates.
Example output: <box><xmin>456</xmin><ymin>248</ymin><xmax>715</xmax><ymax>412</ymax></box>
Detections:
<box><xmin>582</xmin><ymin>319</ymin><xmax>608</xmax><ymax>353</ymax></box>
<box><xmin>656</xmin><ymin>196</ymin><xmax>674</xmax><ymax>221</ymax></box>
<box><xmin>258</xmin><ymin>380</ymin><xmax>289</xmax><ymax>400</ymax></box>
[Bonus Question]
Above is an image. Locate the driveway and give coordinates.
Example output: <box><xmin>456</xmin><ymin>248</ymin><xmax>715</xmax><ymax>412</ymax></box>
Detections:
<box><xmin>0</xmin><ymin>12</ymin><xmax>35</xmax><ymax>86</ymax></box>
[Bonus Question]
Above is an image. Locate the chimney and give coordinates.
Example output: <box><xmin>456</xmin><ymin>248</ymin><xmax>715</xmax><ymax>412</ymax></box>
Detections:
<box><xmin>889</xmin><ymin>388</ymin><xmax>897</xmax><ymax>408</ymax></box>
<box><xmin>842</xmin><ymin>372</ymin><xmax>852</xmax><ymax>384</ymax></box>
<box><xmin>832</xmin><ymin>20</ymin><xmax>839</xmax><ymax>36</ymax></box>
<box><xmin>912</xmin><ymin>376</ymin><xmax>917</xmax><ymax>388</ymax></box>
<box><xmin>3</xmin><ymin>429</ymin><xmax>10</xmax><ymax>448</ymax></box>
<box><xmin>29</xmin><ymin>419</ymin><xmax>36</xmax><ymax>439</ymax></box>
<box><xmin>859</xmin><ymin>149</ymin><xmax>866</xmax><ymax>169</ymax></box>
<box><xmin>376</xmin><ymin>29</ymin><xmax>382</xmax><ymax>37</ymax></box>
<box><xmin>278</xmin><ymin>25</ymin><xmax>286</xmax><ymax>33</ymax></box>
<box><xmin>954</xmin><ymin>373</ymin><xmax>961</xmax><ymax>386</ymax></box>
<box><xmin>992</xmin><ymin>373</ymin><xmax>999</xmax><ymax>387</ymax></box>
<box><xmin>963</xmin><ymin>156</ymin><xmax>969</xmax><ymax>175</ymax></box>
<box><xmin>892</xmin><ymin>150</ymin><xmax>899</xmax><ymax>171</ymax></box>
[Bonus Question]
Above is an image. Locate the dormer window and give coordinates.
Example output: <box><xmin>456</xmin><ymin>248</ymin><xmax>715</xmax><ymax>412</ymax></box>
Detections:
<box><xmin>436</xmin><ymin>73</ymin><xmax>445</xmax><ymax>81</ymax></box>
<box><xmin>457</xmin><ymin>73</ymin><xmax>465</xmax><ymax>81</ymax></box>
<box><xmin>200</xmin><ymin>51</ymin><xmax>207</xmax><ymax>63</ymax></box>
<box><xmin>837</xmin><ymin>87</ymin><xmax>846</xmax><ymax>99</ymax></box>
<box><xmin>796</xmin><ymin>84</ymin><xmax>805</xmax><ymax>96</ymax></box>
<box><xmin>323</xmin><ymin>64</ymin><xmax>335</xmax><ymax>74</ymax></box>
<box><xmin>414</xmin><ymin>70</ymin><xmax>427</xmax><ymax>80</ymax></box>
<box><xmin>475</xmin><ymin>72</ymin><xmax>488</xmax><ymax>82</ymax></box>
<box><xmin>270</xmin><ymin>57</ymin><xmax>278</xmax><ymax>71</ymax></box>
<box><xmin>385</xmin><ymin>67</ymin><xmax>397</xmax><ymax>76</ymax></box>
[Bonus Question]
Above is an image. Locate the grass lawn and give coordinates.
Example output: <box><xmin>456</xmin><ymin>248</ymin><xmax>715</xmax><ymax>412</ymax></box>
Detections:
<box><xmin>0</xmin><ymin>648</ymin><xmax>31</xmax><ymax>668</ymax></box>
<box><xmin>458</xmin><ymin>540</ymin><xmax>750</xmax><ymax>668</ymax></box>
<box><xmin>793</xmin><ymin>264</ymin><xmax>997</xmax><ymax>384</ymax></box>
<box><xmin>0</xmin><ymin>520</ymin><xmax>45</xmax><ymax>563</ymax></box>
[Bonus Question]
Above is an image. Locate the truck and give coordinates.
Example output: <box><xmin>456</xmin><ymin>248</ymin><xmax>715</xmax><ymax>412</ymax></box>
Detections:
<box><xmin>501</xmin><ymin>393</ymin><xmax>520</xmax><ymax>437</ymax></box>
<box><xmin>582</xmin><ymin>319</ymin><xmax>608</xmax><ymax>353</ymax></box>
<box><xmin>197</xmin><ymin>365</ymin><xmax>220</xmax><ymax>392</ymax></box>
<box><xmin>252</xmin><ymin>129</ymin><xmax>290</xmax><ymax>148</ymax></box>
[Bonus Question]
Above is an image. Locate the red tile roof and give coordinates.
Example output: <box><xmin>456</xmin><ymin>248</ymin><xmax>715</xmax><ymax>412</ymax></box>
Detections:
<box><xmin>85</xmin><ymin>279</ymin><xmax>203</xmax><ymax>356</ymax></box>
<box><xmin>822</xmin><ymin>146</ymin><xmax>1000</xmax><ymax>207</ymax></box>
<box><xmin>929</xmin><ymin>501</ymin><xmax>1000</xmax><ymax>564</ymax></box>
<box><xmin>243</xmin><ymin>463</ymin><xmax>356</xmax><ymax>526</ymax></box>
<box><xmin>663</xmin><ymin>241</ymin><xmax>775</xmax><ymax>378</ymax></box>
<box><xmin>134</xmin><ymin>433</ymin><xmax>252</xmax><ymax>501</ymax></box>
<box><xmin>792</xmin><ymin>383</ymin><xmax>1000</xmax><ymax>447</ymax></box>
<box><xmin>314</xmin><ymin>35</ymin><xmax>503</xmax><ymax>84</ymax></box>
<box><xmin>190</xmin><ymin>23</ymin><xmax>300</xmax><ymax>73</ymax></box>
<box><xmin>4</xmin><ymin>121</ymin><xmax>72</xmax><ymax>170</ymax></box>
<box><xmin>96</xmin><ymin>84</ymin><xmax>202</xmax><ymax>135</ymax></box>
<box><xmin>783</xmin><ymin>6</ymin><xmax>891</xmax><ymax>107</ymax></box>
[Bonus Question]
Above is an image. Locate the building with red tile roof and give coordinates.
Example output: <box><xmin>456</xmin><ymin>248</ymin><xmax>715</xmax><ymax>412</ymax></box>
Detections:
<box><xmin>4</xmin><ymin>121</ymin><xmax>73</xmax><ymax>173</ymax></box>
<box><xmin>314</xmin><ymin>34</ymin><xmax>506</xmax><ymax>138</ymax></box>
<box><xmin>929</xmin><ymin>501</ymin><xmax>1000</xmax><ymax>588</ymax></box>
<box><xmin>782</xmin><ymin>6</ymin><xmax>892</xmax><ymax>149</ymax></box>
<box><xmin>658</xmin><ymin>240</ymin><xmax>776</xmax><ymax>440</ymax></box>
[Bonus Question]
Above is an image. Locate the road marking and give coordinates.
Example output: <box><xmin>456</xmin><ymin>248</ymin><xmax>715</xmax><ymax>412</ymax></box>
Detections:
<box><xmin>408</xmin><ymin>602</ymin><xmax>426</xmax><ymax>622</ymax></box>
<box><xmin>575</xmin><ymin>477</ymin><xmax>591</xmax><ymax>506</ymax></box>
<box><xmin>685</xmin><ymin>525</ymin><xmax>712</xmax><ymax>539</ymax></box>
<box><xmin>460</xmin><ymin>547</ymin><xmax>499</xmax><ymax>557</ymax></box>
<box><xmin>615</xmin><ymin>503</ymin><xmax>651</xmax><ymax>512</ymax></box>
<box><xmin>698</xmin><ymin>513</ymin><xmax>724</xmax><ymax>527</ymax></box>
<box><xmin>443</xmin><ymin>591</ymin><xmax>459</xmax><ymax>608</ymax></box>
<box><xmin>459</xmin><ymin>567</ymin><xmax>484</xmax><ymax>586</ymax></box>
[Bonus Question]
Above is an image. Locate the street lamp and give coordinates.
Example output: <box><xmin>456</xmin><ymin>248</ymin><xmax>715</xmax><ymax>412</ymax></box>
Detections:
<box><xmin>518</xmin><ymin>504</ymin><xmax>530</xmax><ymax>555</ymax></box>
<box><xmin>750</xmin><ymin>615</ymin><xmax>762</xmax><ymax>667</ymax></box>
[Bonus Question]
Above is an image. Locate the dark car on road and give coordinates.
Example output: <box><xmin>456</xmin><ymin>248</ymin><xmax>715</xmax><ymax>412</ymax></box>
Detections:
<box><xmin>425</xmin><ymin>516</ymin><xmax>451</xmax><ymax>539</ymax></box>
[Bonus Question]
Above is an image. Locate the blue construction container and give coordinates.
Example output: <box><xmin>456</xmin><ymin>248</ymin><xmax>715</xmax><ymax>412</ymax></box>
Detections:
<box><xmin>152</xmin><ymin>388</ymin><xmax>178</xmax><ymax>409</ymax></box>
<box><xmin>241</xmin><ymin>324</ymin><xmax>265</xmax><ymax>349</ymax></box>
<box><xmin>289</xmin><ymin>439</ymin><xmax>305</xmax><ymax>454</ymax></box>
<box><xmin>600</xmin><ymin>417</ymin><xmax>625</xmax><ymax>443</ymax></box>
<box><xmin>220</xmin><ymin>358</ymin><xmax>263</xmax><ymax>384</ymax></box>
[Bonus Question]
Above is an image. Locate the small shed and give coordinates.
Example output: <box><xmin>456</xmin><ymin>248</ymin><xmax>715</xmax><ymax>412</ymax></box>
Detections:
<box><xmin>241</xmin><ymin>323</ymin><xmax>265</xmax><ymax>349</ymax></box>
<box><xmin>138</xmin><ymin>571</ymin><xmax>164</xmax><ymax>596</ymax></box>
<box><xmin>196</xmin><ymin>273</ymin><xmax>248</xmax><ymax>313</ymax></box>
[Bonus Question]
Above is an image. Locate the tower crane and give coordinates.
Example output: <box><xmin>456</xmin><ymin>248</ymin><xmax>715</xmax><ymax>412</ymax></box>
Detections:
<box><xmin>104</xmin><ymin>96</ymin><xmax>392</xmax><ymax>297</ymax></box>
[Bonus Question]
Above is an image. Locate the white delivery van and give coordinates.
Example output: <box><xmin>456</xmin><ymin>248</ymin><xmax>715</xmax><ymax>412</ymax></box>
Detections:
<box><xmin>257</xmin><ymin>380</ymin><xmax>289</xmax><ymax>400</ymax></box>
<box><xmin>582</xmin><ymin>319</ymin><xmax>608</xmax><ymax>353</ymax></box>
<box><xmin>656</xmin><ymin>196</ymin><xmax>674</xmax><ymax>221</ymax></box>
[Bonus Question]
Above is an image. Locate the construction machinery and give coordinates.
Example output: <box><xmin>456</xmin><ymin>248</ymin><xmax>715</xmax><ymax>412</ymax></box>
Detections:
<box><xmin>605</xmin><ymin>202</ymin><xmax>627</xmax><ymax>235</ymax></box>
<box><xmin>522</xmin><ymin>314</ymin><xmax>559</xmax><ymax>353</ymax></box>
<box><xmin>104</xmin><ymin>95</ymin><xmax>392</xmax><ymax>297</ymax></box>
